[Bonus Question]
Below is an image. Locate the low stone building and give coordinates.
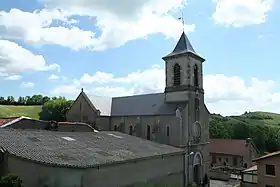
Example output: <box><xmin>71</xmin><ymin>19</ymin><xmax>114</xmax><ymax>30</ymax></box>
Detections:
<box><xmin>209</xmin><ymin>138</ymin><xmax>259</xmax><ymax>169</ymax></box>
<box><xmin>0</xmin><ymin>129</ymin><xmax>185</xmax><ymax>187</ymax></box>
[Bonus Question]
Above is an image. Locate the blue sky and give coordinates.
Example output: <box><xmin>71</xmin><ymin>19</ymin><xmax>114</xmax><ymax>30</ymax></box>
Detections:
<box><xmin>0</xmin><ymin>0</ymin><xmax>279</xmax><ymax>115</ymax></box>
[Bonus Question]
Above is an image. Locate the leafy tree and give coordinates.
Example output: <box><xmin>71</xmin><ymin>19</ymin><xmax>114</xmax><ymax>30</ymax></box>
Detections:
<box><xmin>0</xmin><ymin>174</ymin><xmax>23</xmax><ymax>187</ymax></box>
<box><xmin>39</xmin><ymin>98</ymin><xmax>74</xmax><ymax>121</ymax></box>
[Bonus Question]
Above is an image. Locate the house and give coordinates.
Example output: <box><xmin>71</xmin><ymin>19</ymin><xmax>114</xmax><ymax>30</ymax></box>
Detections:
<box><xmin>209</xmin><ymin>138</ymin><xmax>259</xmax><ymax>169</ymax></box>
<box><xmin>0</xmin><ymin>129</ymin><xmax>185</xmax><ymax>187</ymax></box>
<box><xmin>66</xmin><ymin>31</ymin><xmax>211</xmax><ymax>185</ymax></box>
<box><xmin>253</xmin><ymin>150</ymin><xmax>280</xmax><ymax>187</ymax></box>
<box><xmin>0</xmin><ymin>117</ymin><xmax>96</xmax><ymax>132</ymax></box>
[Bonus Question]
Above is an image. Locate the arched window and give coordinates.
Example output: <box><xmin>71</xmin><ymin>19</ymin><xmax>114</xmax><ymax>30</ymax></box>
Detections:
<box><xmin>129</xmin><ymin>125</ymin><xmax>133</xmax><ymax>135</ymax></box>
<box><xmin>166</xmin><ymin>126</ymin><xmax>170</xmax><ymax>137</ymax></box>
<box><xmin>147</xmin><ymin>125</ymin><xmax>151</xmax><ymax>140</ymax></box>
<box><xmin>173</xmin><ymin>63</ymin><xmax>181</xmax><ymax>86</ymax></box>
<box><xmin>195</xmin><ymin>98</ymin><xmax>200</xmax><ymax>121</ymax></box>
<box><xmin>194</xmin><ymin>64</ymin><xmax>199</xmax><ymax>87</ymax></box>
<box><xmin>114</xmin><ymin>125</ymin><xmax>117</xmax><ymax>131</ymax></box>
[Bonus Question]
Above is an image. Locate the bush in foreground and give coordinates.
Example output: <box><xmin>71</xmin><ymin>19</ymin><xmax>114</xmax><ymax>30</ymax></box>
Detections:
<box><xmin>0</xmin><ymin>174</ymin><xmax>23</xmax><ymax>187</ymax></box>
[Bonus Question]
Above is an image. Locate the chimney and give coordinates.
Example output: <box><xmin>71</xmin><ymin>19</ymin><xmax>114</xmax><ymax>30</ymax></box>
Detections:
<box><xmin>246</xmin><ymin>138</ymin><xmax>251</xmax><ymax>146</ymax></box>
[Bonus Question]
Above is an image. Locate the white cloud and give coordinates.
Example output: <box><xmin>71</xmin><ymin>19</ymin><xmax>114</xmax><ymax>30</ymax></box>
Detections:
<box><xmin>0</xmin><ymin>40</ymin><xmax>60</xmax><ymax>76</ymax></box>
<box><xmin>21</xmin><ymin>82</ymin><xmax>35</xmax><ymax>88</ymax></box>
<box><xmin>0</xmin><ymin>1</ymin><xmax>195</xmax><ymax>51</ymax></box>
<box><xmin>51</xmin><ymin>85</ymin><xmax>80</xmax><ymax>96</ymax></box>
<box><xmin>52</xmin><ymin>65</ymin><xmax>280</xmax><ymax>116</ymax></box>
<box><xmin>4</xmin><ymin>74</ymin><xmax>22</xmax><ymax>80</ymax></box>
<box><xmin>48</xmin><ymin>74</ymin><xmax>59</xmax><ymax>80</ymax></box>
<box><xmin>212</xmin><ymin>0</ymin><xmax>274</xmax><ymax>27</ymax></box>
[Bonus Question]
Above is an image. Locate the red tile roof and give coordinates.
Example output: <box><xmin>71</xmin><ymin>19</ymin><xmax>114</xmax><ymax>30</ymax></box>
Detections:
<box><xmin>0</xmin><ymin>117</ymin><xmax>18</xmax><ymax>127</ymax></box>
<box><xmin>253</xmin><ymin>150</ymin><xmax>280</xmax><ymax>161</ymax></box>
<box><xmin>209</xmin><ymin>139</ymin><xmax>250</xmax><ymax>157</ymax></box>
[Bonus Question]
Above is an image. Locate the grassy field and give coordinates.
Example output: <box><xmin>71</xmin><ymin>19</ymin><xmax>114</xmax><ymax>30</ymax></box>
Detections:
<box><xmin>0</xmin><ymin>105</ymin><xmax>42</xmax><ymax>119</ymax></box>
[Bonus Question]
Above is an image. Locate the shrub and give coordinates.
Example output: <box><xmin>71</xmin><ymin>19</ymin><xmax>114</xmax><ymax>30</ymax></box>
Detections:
<box><xmin>0</xmin><ymin>174</ymin><xmax>23</xmax><ymax>187</ymax></box>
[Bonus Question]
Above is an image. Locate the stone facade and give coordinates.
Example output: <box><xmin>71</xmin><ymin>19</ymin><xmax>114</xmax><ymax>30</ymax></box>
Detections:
<box><xmin>66</xmin><ymin>32</ymin><xmax>210</xmax><ymax>186</ymax></box>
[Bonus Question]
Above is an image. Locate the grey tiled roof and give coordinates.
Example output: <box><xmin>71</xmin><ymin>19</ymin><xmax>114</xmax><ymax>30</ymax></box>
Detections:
<box><xmin>111</xmin><ymin>93</ymin><xmax>185</xmax><ymax>116</ymax></box>
<box><xmin>0</xmin><ymin>129</ymin><xmax>183</xmax><ymax>168</ymax></box>
<box><xmin>164</xmin><ymin>32</ymin><xmax>197</xmax><ymax>58</ymax></box>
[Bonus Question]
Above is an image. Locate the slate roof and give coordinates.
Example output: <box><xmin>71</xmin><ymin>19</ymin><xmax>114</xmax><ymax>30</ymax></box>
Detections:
<box><xmin>111</xmin><ymin>93</ymin><xmax>184</xmax><ymax>116</ymax></box>
<box><xmin>164</xmin><ymin>32</ymin><xmax>197</xmax><ymax>58</ymax></box>
<box><xmin>0</xmin><ymin>129</ymin><xmax>183</xmax><ymax>168</ymax></box>
<box><xmin>209</xmin><ymin>139</ymin><xmax>250</xmax><ymax>157</ymax></box>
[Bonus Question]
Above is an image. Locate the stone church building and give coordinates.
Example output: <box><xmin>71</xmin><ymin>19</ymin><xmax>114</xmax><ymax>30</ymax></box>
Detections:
<box><xmin>67</xmin><ymin>31</ymin><xmax>210</xmax><ymax>185</ymax></box>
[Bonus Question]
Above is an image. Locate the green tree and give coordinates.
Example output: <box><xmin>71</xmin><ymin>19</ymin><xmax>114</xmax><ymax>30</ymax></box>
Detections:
<box><xmin>0</xmin><ymin>174</ymin><xmax>23</xmax><ymax>187</ymax></box>
<box><xmin>39</xmin><ymin>98</ymin><xmax>74</xmax><ymax>121</ymax></box>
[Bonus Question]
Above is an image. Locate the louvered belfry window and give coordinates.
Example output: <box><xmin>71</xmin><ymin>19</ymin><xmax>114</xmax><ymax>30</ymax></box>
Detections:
<box><xmin>194</xmin><ymin>64</ymin><xmax>199</xmax><ymax>87</ymax></box>
<box><xmin>173</xmin><ymin>63</ymin><xmax>181</xmax><ymax>86</ymax></box>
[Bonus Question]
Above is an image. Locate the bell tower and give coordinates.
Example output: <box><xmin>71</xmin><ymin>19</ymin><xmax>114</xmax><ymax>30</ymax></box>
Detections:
<box><xmin>162</xmin><ymin>32</ymin><xmax>205</xmax><ymax>103</ymax></box>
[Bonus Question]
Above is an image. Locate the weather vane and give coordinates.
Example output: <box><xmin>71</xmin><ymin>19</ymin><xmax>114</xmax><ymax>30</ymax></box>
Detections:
<box><xmin>178</xmin><ymin>9</ymin><xmax>185</xmax><ymax>32</ymax></box>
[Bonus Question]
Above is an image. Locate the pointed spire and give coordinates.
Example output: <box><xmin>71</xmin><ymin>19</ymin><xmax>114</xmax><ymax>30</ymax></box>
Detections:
<box><xmin>172</xmin><ymin>32</ymin><xmax>196</xmax><ymax>54</ymax></box>
<box><xmin>162</xmin><ymin>31</ymin><xmax>205</xmax><ymax>62</ymax></box>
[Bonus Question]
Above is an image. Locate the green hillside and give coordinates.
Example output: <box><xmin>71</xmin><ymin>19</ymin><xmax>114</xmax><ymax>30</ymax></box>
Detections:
<box><xmin>0</xmin><ymin>105</ymin><xmax>42</xmax><ymax>119</ymax></box>
<box><xmin>212</xmin><ymin>111</ymin><xmax>280</xmax><ymax>126</ymax></box>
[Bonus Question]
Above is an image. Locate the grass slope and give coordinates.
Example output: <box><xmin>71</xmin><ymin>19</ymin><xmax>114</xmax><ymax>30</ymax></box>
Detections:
<box><xmin>0</xmin><ymin>105</ymin><xmax>42</xmax><ymax>119</ymax></box>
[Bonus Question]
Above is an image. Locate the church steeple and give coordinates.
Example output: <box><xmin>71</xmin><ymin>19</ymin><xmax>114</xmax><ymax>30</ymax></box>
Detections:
<box><xmin>163</xmin><ymin>32</ymin><xmax>204</xmax><ymax>62</ymax></box>
<box><xmin>162</xmin><ymin>31</ymin><xmax>206</xmax><ymax>103</ymax></box>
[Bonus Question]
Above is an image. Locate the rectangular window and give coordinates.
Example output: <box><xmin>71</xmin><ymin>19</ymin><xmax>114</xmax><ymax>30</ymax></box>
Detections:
<box><xmin>233</xmin><ymin>157</ymin><xmax>238</xmax><ymax>166</ymax></box>
<box><xmin>266</xmin><ymin>164</ymin><xmax>276</xmax><ymax>176</ymax></box>
<box><xmin>212</xmin><ymin>155</ymin><xmax>216</xmax><ymax>164</ymax></box>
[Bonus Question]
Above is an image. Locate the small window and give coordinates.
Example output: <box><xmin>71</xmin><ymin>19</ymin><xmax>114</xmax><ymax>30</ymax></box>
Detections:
<box><xmin>129</xmin><ymin>125</ymin><xmax>133</xmax><ymax>135</ymax></box>
<box><xmin>233</xmin><ymin>157</ymin><xmax>238</xmax><ymax>166</ymax></box>
<box><xmin>147</xmin><ymin>125</ymin><xmax>151</xmax><ymax>140</ymax></box>
<box><xmin>114</xmin><ymin>125</ymin><xmax>117</xmax><ymax>131</ymax></box>
<box><xmin>166</xmin><ymin>126</ymin><xmax>170</xmax><ymax>137</ymax></box>
<box><xmin>225</xmin><ymin>158</ymin><xmax>228</xmax><ymax>162</ymax></box>
<box><xmin>244</xmin><ymin>163</ymin><xmax>247</xmax><ymax>168</ymax></box>
<box><xmin>266</xmin><ymin>164</ymin><xmax>275</xmax><ymax>176</ymax></box>
<box><xmin>80</xmin><ymin>102</ymin><xmax>82</xmax><ymax>111</ymax></box>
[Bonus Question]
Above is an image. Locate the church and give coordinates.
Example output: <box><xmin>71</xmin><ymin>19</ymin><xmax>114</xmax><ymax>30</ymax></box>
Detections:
<box><xmin>66</xmin><ymin>31</ymin><xmax>210</xmax><ymax>185</ymax></box>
